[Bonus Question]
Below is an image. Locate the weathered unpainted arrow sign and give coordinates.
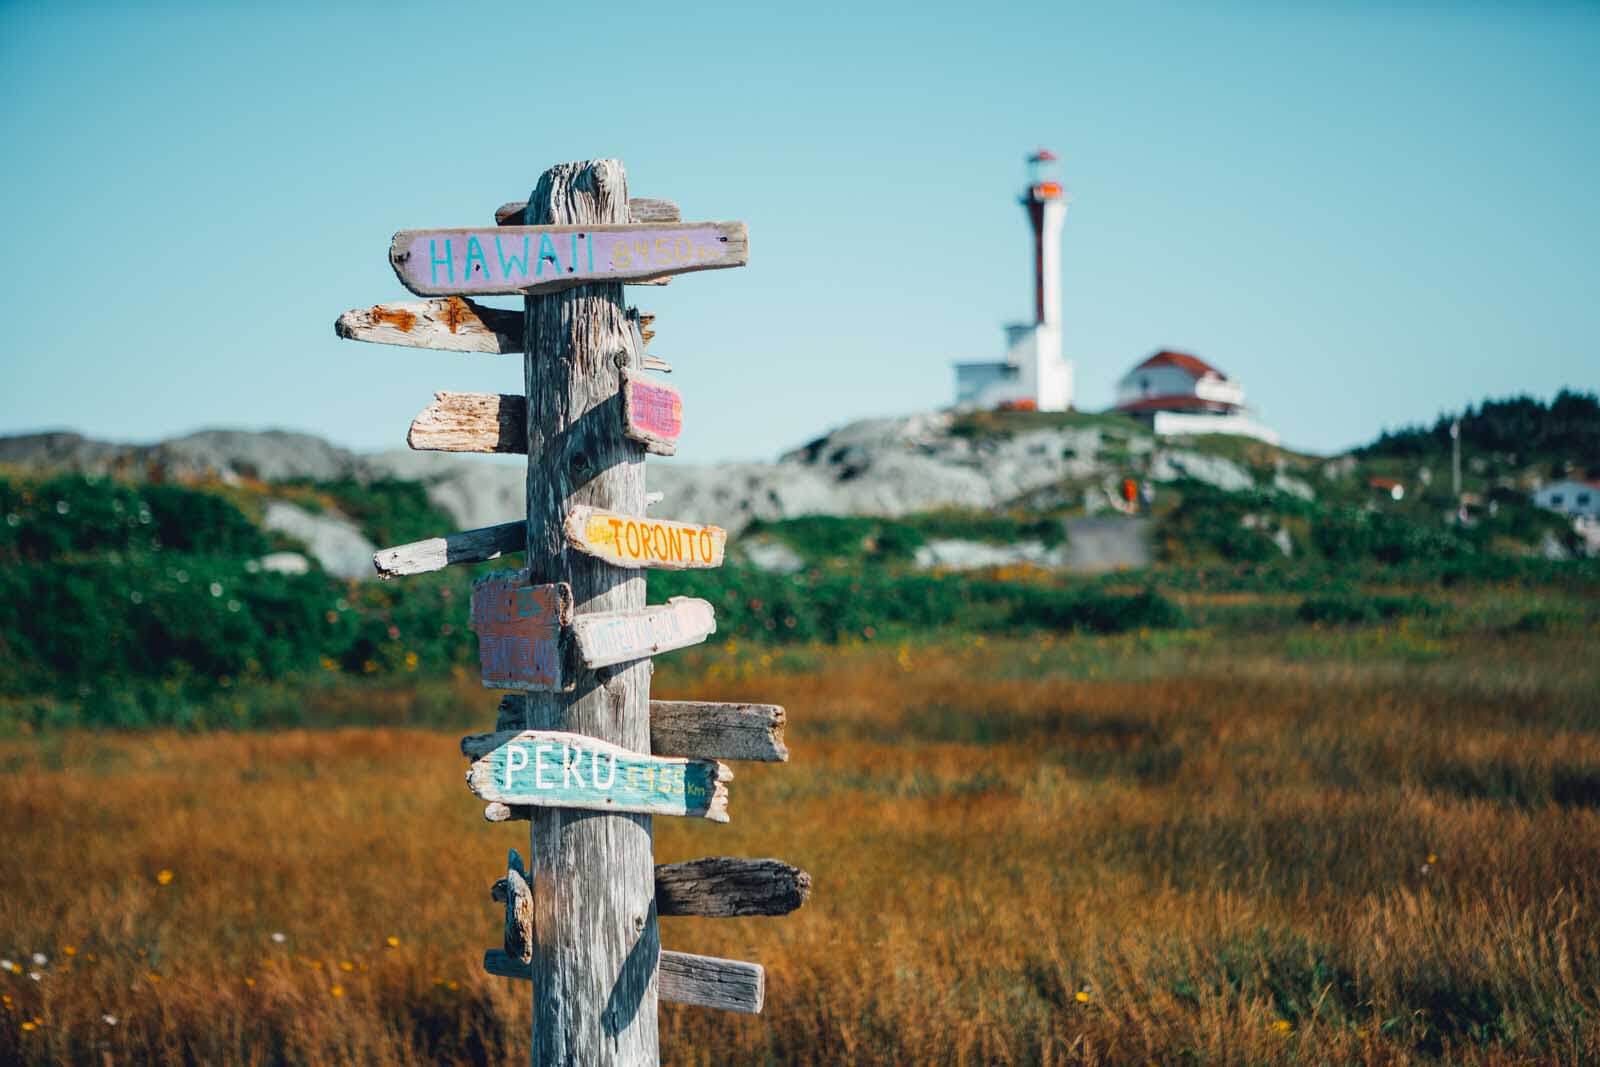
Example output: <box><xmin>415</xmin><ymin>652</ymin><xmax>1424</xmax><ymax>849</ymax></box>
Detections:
<box><xmin>334</xmin><ymin>297</ymin><xmax>522</xmax><ymax>353</ymax></box>
<box><xmin>463</xmin><ymin>729</ymin><xmax>731</xmax><ymax>821</ymax></box>
<box><xmin>492</xmin><ymin>853</ymin><xmax>808</xmax><ymax>923</ymax></box>
<box><xmin>485</xmin><ymin>948</ymin><xmax>763</xmax><ymax>1015</ymax></box>
<box><xmin>621</xmin><ymin>370</ymin><xmax>682</xmax><ymax>455</ymax></box>
<box><xmin>496</xmin><ymin>197</ymin><xmax>680</xmax><ymax>226</ymax></box>
<box><xmin>390</xmin><ymin>222</ymin><xmax>748</xmax><ymax>297</ymax></box>
<box><xmin>468</xmin><ymin>572</ymin><xmax>571</xmax><ymax>692</ymax></box>
<box><xmin>337</xmin><ymin>299</ymin><xmax>657</xmax><ymax>356</ymax></box>
<box><xmin>408</xmin><ymin>392</ymin><xmax>525</xmax><ymax>454</ymax></box>
<box><xmin>495</xmin><ymin>695</ymin><xmax>787</xmax><ymax>764</ymax></box>
<box><xmin>373</xmin><ymin>519</ymin><xmax>524</xmax><ymax>579</ymax></box>
<box><xmin>564</xmin><ymin>506</ymin><xmax>724</xmax><ymax>571</ymax></box>
<box><xmin>571</xmin><ymin>596</ymin><xmax>716</xmax><ymax>669</ymax></box>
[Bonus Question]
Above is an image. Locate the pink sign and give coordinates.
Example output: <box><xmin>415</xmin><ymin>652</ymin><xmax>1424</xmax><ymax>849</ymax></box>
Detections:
<box><xmin>625</xmin><ymin>376</ymin><xmax>682</xmax><ymax>442</ymax></box>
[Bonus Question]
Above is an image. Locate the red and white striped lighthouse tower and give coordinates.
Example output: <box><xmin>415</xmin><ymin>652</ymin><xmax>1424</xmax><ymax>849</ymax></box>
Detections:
<box><xmin>1025</xmin><ymin>149</ymin><xmax>1068</xmax><ymax>328</ymax></box>
<box><xmin>951</xmin><ymin>149</ymin><xmax>1074</xmax><ymax>411</ymax></box>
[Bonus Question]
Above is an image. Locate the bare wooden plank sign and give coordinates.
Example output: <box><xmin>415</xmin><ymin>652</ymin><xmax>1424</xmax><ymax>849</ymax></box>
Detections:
<box><xmin>570</xmin><ymin>597</ymin><xmax>716</xmax><ymax>669</ymax></box>
<box><xmin>463</xmin><ymin>729</ymin><xmax>731</xmax><ymax>821</ymax></box>
<box><xmin>409</xmin><ymin>392</ymin><xmax>525</xmax><ymax>454</ymax></box>
<box><xmin>334</xmin><ymin>297</ymin><xmax>522</xmax><ymax>353</ymax></box>
<box><xmin>493</xmin><ymin>855</ymin><xmax>808</xmax><ymax>919</ymax></box>
<box><xmin>468</xmin><ymin>571</ymin><xmax>571</xmax><ymax>692</ymax></box>
<box><xmin>373</xmin><ymin>519</ymin><xmax>524</xmax><ymax>579</ymax></box>
<box><xmin>621</xmin><ymin>369</ymin><xmax>682</xmax><ymax>455</ymax></box>
<box><xmin>389</xmin><ymin>222</ymin><xmax>748</xmax><ymax>297</ymax></box>
<box><xmin>564</xmin><ymin>506</ymin><xmax>724</xmax><ymax>570</ymax></box>
<box><xmin>650</xmin><ymin>701</ymin><xmax>788</xmax><ymax>762</ymax></box>
<box><xmin>485</xmin><ymin>948</ymin><xmax>763</xmax><ymax>1015</ymax></box>
<box><xmin>654</xmin><ymin>858</ymin><xmax>810</xmax><ymax>918</ymax></box>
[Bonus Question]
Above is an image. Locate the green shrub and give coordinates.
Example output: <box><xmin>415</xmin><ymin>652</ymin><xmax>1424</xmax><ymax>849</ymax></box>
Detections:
<box><xmin>1296</xmin><ymin>594</ymin><xmax>1434</xmax><ymax>625</ymax></box>
<box><xmin>0</xmin><ymin>475</ymin><xmax>269</xmax><ymax>561</ymax></box>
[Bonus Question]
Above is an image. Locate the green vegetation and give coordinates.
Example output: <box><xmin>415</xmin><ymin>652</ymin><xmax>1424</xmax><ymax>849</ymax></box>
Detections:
<box><xmin>744</xmin><ymin>510</ymin><xmax>1064</xmax><ymax>567</ymax></box>
<box><xmin>1363</xmin><ymin>388</ymin><xmax>1600</xmax><ymax>469</ymax></box>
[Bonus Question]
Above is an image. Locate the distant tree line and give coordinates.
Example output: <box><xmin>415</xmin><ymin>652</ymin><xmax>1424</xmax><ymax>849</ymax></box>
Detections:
<box><xmin>1361</xmin><ymin>389</ymin><xmax>1599</xmax><ymax>470</ymax></box>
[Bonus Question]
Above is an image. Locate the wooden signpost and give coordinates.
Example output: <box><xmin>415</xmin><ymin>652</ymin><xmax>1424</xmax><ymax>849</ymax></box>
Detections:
<box><xmin>564</xmin><ymin>506</ymin><xmax>725</xmax><ymax>570</ymax></box>
<box><xmin>335</xmin><ymin>158</ymin><xmax>806</xmax><ymax>1067</ymax></box>
<box><xmin>463</xmin><ymin>730</ymin><xmax>731</xmax><ymax>821</ymax></box>
<box><xmin>469</xmin><ymin>572</ymin><xmax>570</xmax><ymax>692</ymax></box>
<box><xmin>389</xmin><ymin>222</ymin><xmax>748</xmax><ymax>296</ymax></box>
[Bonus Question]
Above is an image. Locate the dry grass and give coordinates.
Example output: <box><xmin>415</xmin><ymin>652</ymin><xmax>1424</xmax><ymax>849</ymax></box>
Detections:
<box><xmin>3</xmin><ymin>620</ymin><xmax>1599</xmax><ymax>1065</ymax></box>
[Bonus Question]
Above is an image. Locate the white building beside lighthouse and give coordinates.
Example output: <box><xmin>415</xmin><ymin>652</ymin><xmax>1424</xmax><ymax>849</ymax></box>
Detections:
<box><xmin>954</xmin><ymin>150</ymin><xmax>1074</xmax><ymax>411</ymax></box>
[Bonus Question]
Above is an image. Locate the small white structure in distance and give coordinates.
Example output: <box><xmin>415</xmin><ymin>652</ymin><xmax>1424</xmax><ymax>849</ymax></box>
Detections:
<box><xmin>1112</xmin><ymin>350</ymin><xmax>1278</xmax><ymax>445</ymax></box>
<box><xmin>954</xmin><ymin>150</ymin><xmax>1073</xmax><ymax>412</ymax></box>
<box><xmin>1532</xmin><ymin>479</ymin><xmax>1600</xmax><ymax>519</ymax></box>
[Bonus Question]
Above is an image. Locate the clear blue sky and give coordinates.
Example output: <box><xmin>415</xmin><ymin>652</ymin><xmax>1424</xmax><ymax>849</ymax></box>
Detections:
<box><xmin>3</xmin><ymin>1</ymin><xmax>1596</xmax><ymax>461</ymax></box>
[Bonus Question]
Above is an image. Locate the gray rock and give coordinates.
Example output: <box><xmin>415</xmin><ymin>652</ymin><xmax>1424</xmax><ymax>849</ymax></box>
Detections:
<box><xmin>255</xmin><ymin>551</ymin><xmax>311</xmax><ymax>576</ymax></box>
<box><xmin>739</xmin><ymin>538</ymin><xmax>806</xmax><ymax>574</ymax></box>
<box><xmin>262</xmin><ymin>501</ymin><xmax>376</xmax><ymax>579</ymax></box>
<box><xmin>913</xmin><ymin>539</ymin><xmax>1066</xmax><ymax>570</ymax></box>
<box><xmin>1273</xmin><ymin>470</ymin><xmax>1315</xmax><ymax>500</ymax></box>
<box><xmin>1062</xmin><ymin>516</ymin><xmax>1151</xmax><ymax>572</ymax></box>
<box><xmin>1148</xmin><ymin>449</ymin><xmax>1254</xmax><ymax>492</ymax></box>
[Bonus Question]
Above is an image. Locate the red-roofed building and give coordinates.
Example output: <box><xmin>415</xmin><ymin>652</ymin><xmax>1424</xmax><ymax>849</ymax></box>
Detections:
<box><xmin>1113</xmin><ymin>350</ymin><xmax>1278</xmax><ymax>444</ymax></box>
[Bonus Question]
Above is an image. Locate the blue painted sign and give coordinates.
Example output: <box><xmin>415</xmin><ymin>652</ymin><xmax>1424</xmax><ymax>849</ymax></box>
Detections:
<box><xmin>463</xmin><ymin>729</ymin><xmax>731</xmax><ymax>822</ymax></box>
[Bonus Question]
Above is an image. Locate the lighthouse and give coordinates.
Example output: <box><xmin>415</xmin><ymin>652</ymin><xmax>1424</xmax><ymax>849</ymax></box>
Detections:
<box><xmin>953</xmin><ymin>149</ymin><xmax>1075</xmax><ymax>412</ymax></box>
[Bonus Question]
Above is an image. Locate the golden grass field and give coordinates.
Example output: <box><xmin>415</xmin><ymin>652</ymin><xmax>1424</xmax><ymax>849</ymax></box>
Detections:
<box><xmin>3</xmin><ymin>600</ymin><xmax>1599</xmax><ymax>1065</ymax></box>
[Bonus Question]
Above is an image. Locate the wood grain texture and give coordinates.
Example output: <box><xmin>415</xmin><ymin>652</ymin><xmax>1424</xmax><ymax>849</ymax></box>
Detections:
<box><xmin>514</xmin><ymin>158</ymin><xmax>658</xmax><ymax>1066</ymax></box>
<box><xmin>408</xmin><ymin>392</ymin><xmax>526</xmax><ymax>454</ymax></box>
<box><xmin>564</xmin><ymin>506</ymin><xmax>724</xmax><ymax>570</ymax></box>
<box><xmin>494</xmin><ymin>695</ymin><xmax>787</xmax><ymax>763</ymax></box>
<box><xmin>653</xmin><ymin>857</ymin><xmax>810</xmax><ymax>918</ymax></box>
<box><xmin>461</xmin><ymin>729</ymin><xmax>731</xmax><ymax>822</ymax></box>
<box><xmin>571</xmin><ymin>597</ymin><xmax>716</xmax><ymax>669</ymax></box>
<box><xmin>495</xmin><ymin>197</ymin><xmax>681</xmax><ymax>226</ymax></box>
<box><xmin>485</xmin><ymin>949</ymin><xmax>764</xmax><ymax>1016</ymax></box>
<box><xmin>649</xmin><ymin>701</ymin><xmax>788</xmax><ymax>763</ymax></box>
<box><xmin>388</xmin><ymin>221</ymin><xmax>747</xmax><ymax>296</ymax></box>
<box><xmin>335</xmin><ymin>300</ymin><xmax>653</xmax><ymax>355</ymax></box>
<box><xmin>335</xmin><ymin>297</ymin><xmax>523</xmax><ymax>353</ymax></box>
<box><xmin>372</xmin><ymin>520</ymin><xmax>524</xmax><ymax>579</ymax></box>
<box><xmin>619</xmin><ymin>370</ymin><xmax>681</xmax><ymax>456</ymax></box>
<box><xmin>504</xmin><ymin>850</ymin><xmax>534</xmax><ymax>964</ymax></box>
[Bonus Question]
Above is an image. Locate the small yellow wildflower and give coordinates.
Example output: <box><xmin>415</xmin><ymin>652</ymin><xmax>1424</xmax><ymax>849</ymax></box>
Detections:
<box><xmin>245</xmin><ymin>977</ymin><xmax>256</xmax><ymax>988</ymax></box>
<box><xmin>156</xmin><ymin>869</ymin><xmax>175</xmax><ymax>886</ymax></box>
<box><xmin>1272</xmin><ymin>1019</ymin><xmax>1293</xmax><ymax>1035</ymax></box>
<box><xmin>62</xmin><ymin>946</ymin><xmax>76</xmax><ymax>957</ymax></box>
<box><xmin>1074</xmin><ymin>990</ymin><xmax>1090</xmax><ymax>1003</ymax></box>
<box><xmin>385</xmin><ymin>936</ymin><xmax>400</xmax><ymax>949</ymax></box>
<box><xmin>7</xmin><ymin>962</ymin><xmax>20</xmax><ymax>974</ymax></box>
<box><xmin>2</xmin><ymin>993</ymin><xmax>11</xmax><ymax>1004</ymax></box>
<box><xmin>1427</xmin><ymin>853</ymin><xmax>1438</xmax><ymax>864</ymax></box>
<box><xmin>147</xmin><ymin>973</ymin><xmax>161</xmax><ymax>984</ymax></box>
<box><xmin>339</xmin><ymin>961</ymin><xmax>353</xmax><ymax>973</ymax></box>
<box><xmin>432</xmin><ymin>976</ymin><xmax>444</xmax><ymax>986</ymax></box>
<box><xmin>21</xmin><ymin>1021</ymin><xmax>37</xmax><ymax>1033</ymax></box>
<box><xmin>330</xmin><ymin>984</ymin><xmax>345</xmax><ymax>998</ymax></box>
<box><xmin>447</xmin><ymin>981</ymin><xmax>459</xmax><ymax>991</ymax></box>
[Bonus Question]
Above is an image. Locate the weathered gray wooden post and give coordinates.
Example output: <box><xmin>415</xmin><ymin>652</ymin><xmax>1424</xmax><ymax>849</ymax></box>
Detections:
<box><xmin>336</xmin><ymin>156</ymin><xmax>809</xmax><ymax>1067</ymax></box>
<box><xmin>516</xmin><ymin>158</ymin><xmax>658</xmax><ymax>1064</ymax></box>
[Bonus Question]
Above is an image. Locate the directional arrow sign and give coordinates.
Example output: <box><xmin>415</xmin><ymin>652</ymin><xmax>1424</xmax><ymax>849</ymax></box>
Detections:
<box><xmin>469</xmin><ymin>571</ymin><xmax>571</xmax><ymax>691</ymax></box>
<box><xmin>389</xmin><ymin>222</ymin><xmax>748</xmax><ymax>297</ymax></box>
<box><xmin>621</xmin><ymin>369</ymin><xmax>682</xmax><ymax>455</ymax></box>
<box><xmin>465</xmin><ymin>729</ymin><xmax>731</xmax><ymax>821</ymax></box>
<box><xmin>570</xmin><ymin>597</ymin><xmax>716</xmax><ymax>669</ymax></box>
<box><xmin>335</xmin><ymin>297</ymin><xmax>523</xmax><ymax>353</ymax></box>
<box><xmin>564</xmin><ymin>506</ymin><xmax>725</xmax><ymax>570</ymax></box>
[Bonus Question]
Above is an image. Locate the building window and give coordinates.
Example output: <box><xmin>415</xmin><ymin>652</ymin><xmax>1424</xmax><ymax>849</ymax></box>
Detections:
<box><xmin>1580</xmin><ymin>493</ymin><xmax>1592</xmax><ymax>507</ymax></box>
<box><xmin>1140</xmin><ymin>377</ymin><xmax>1150</xmax><ymax>395</ymax></box>
<box><xmin>1550</xmin><ymin>494</ymin><xmax>1564</xmax><ymax>506</ymax></box>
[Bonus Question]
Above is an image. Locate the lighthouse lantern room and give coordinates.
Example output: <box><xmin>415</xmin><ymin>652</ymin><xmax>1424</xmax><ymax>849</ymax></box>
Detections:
<box><xmin>954</xmin><ymin>149</ymin><xmax>1074</xmax><ymax>412</ymax></box>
